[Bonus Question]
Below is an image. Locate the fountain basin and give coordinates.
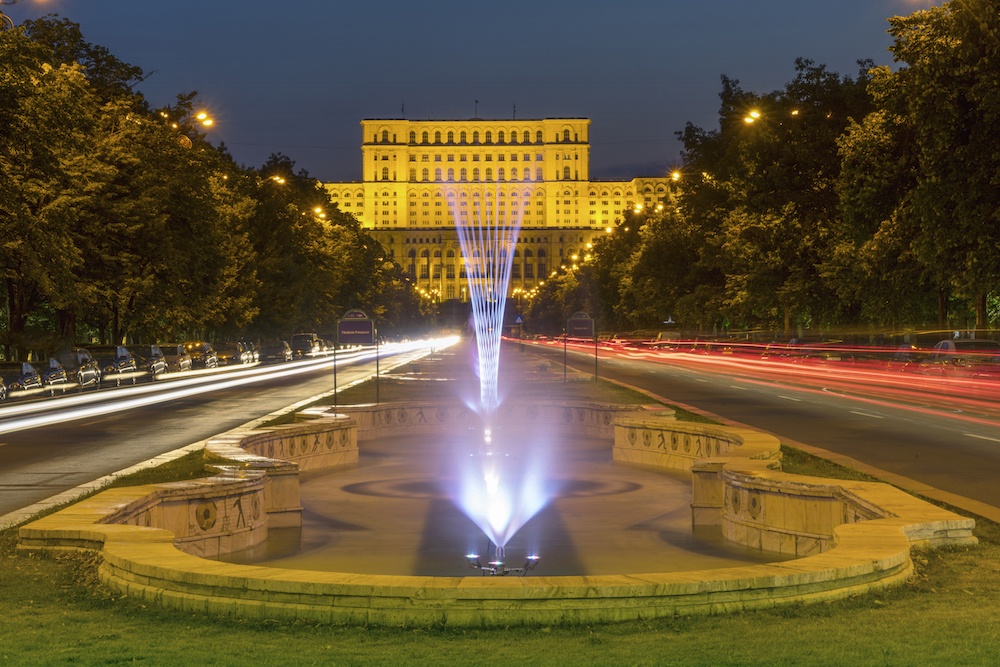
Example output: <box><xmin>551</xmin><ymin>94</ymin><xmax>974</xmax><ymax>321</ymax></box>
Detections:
<box><xmin>17</xmin><ymin>399</ymin><xmax>977</xmax><ymax>625</ymax></box>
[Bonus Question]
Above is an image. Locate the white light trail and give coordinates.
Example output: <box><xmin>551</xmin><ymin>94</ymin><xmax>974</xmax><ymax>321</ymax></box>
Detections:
<box><xmin>0</xmin><ymin>338</ymin><xmax>456</xmax><ymax>435</ymax></box>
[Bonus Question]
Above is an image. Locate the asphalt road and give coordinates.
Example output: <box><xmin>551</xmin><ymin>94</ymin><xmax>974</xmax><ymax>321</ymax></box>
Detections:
<box><xmin>0</xmin><ymin>346</ymin><xmax>434</xmax><ymax>519</ymax></box>
<box><xmin>522</xmin><ymin>342</ymin><xmax>1000</xmax><ymax>516</ymax></box>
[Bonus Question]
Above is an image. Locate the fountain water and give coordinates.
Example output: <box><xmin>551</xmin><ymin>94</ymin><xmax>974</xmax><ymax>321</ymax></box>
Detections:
<box><xmin>450</xmin><ymin>185</ymin><xmax>550</xmax><ymax>552</ymax></box>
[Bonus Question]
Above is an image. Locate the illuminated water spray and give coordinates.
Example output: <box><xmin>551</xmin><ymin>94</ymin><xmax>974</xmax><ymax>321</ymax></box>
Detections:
<box><xmin>454</xmin><ymin>186</ymin><xmax>519</xmax><ymax>431</ymax></box>
<box><xmin>449</xmin><ymin>184</ymin><xmax>550</xmax><ymax>553</ymax></box>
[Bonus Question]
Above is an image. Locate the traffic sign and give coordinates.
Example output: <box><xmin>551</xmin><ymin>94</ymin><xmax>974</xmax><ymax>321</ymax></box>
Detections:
<box><xmin>338</xmin><ymin>309</ymin><xmax>375</xmax><ymax>345</ymax></box>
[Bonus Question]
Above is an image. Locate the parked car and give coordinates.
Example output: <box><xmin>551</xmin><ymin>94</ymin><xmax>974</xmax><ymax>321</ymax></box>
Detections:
<box><xmin>290</xmin><ymin>332</ymin><xmax>323</xmax><ymax>358</ymax></box>
<box><xmin>259</xmin><ymin>340</ymin><xmax>292</xmax><ymax>363</ymax></box>
<box><xmin>38</xmin><ymin>358</ymin><xmax>69</xmax><ymax>393</ymax></box>
<box><xmin>920</xmin><ymin>339</ymin><xmax>1000</xmax><ymax>380</ymax></box>
<box><xmin>56</xmin><ymin>348</ymin><xmax>102</xmax><ymax>388</ymax></box>
<box><xmin>215</xmin><ymin>342</ymin><xmax>251</xmax><ymax>366</ymax></box>
<box><xmin>87</xmin><ymin>345</ymin><xmax>139</xmax><ymax>385</ymax></box>
<box><xmin>158</xmin><ymin>343</ymin><xmax>193</xmax><ymax>373</ymax></box>
<box><xmin>183</xmin><ymin>341</ymin><xmax>218</xmax><ymax>369</ymax></box>
<box><xmin>127</xmin><ymin>344</ymin><xmax>168</xmax><ymax>379</ymax></box>
<box><xmin>243</xmin><ymin>341</ymin><xmax>260</xmax><ymax>363</ymax></box>
<box><xmin>0</xmin><ymin>362</ymin><xmax>44</xmax><ymax>400</ymax></box>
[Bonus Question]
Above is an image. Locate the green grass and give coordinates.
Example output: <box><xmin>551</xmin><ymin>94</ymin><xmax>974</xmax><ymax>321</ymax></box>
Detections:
<box><xmin>2</xmin><ymin>522</ymin><xmax>999</xmax><ymax>666</ymax></box>
<box><xmin>6</xmin><ymin>364</ymin><xmax>1000</xmax><ymax>664</ymax></box>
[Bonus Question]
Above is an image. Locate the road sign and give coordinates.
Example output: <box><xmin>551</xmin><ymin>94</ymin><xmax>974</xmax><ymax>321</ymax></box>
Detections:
<box><xmin>566</xmin><ymin>312</ymin><xmax>594</xmax><ymax>338</ymax></box>
<box><xmin>338</xmin><ymin>309</ymin><xmax>375</xmax><ymax>345</ymax></box>
<box><xmin>514</xmin><ymin>315</ymin><xmax>524</xmax><ymax>325</ymax></box>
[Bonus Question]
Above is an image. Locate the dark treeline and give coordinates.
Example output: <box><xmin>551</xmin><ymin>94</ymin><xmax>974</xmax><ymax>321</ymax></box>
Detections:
<box><xmin>1</xmin><ymin>18</ymin><xmax>422</xmax><ymax>360</ymax></box>
<box><xmin>527</xmin><ymin>0</ymin><xmax>1000</xmax><ymax>340</ymax></box>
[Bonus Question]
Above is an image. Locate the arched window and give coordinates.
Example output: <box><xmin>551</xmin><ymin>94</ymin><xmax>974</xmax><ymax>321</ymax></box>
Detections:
<box><xmin>409</xmin><ymin>131</ymin><xmax>416</xmax><ymax>143</ymax></box>
<box><xmin>447</xmin><ymin>131</ymin><xmax>454</xmax><ymax>143</ymax></box>
<box><xmin>485</xmin><ymin>131</ymin><xmax>493</xmax><ymax>144</ymax></box>
<box><xmin>473</xmin><ymin>168</ymin><xmax>480</xmax><ymax>181</ymax></box>
<box><xmin>537</xmin><ymin>249</ymin><xmax>547</xmax><ymax>257</ymax></box>
<box><xmin>460</xmin><ymin>131</ymin><xmax>467</xmax><ymax>143</ymax></box>
<box><xmin>536</xmin><ymin>168</ymin><xmax>543</xmax><ymax>180</ymax></box>
<box><xmin>460</xmin><ymin>167</ymin><xmax>467</xmax><ymax>181</ymax></box>
<box><xmin>524</xmin><ymin>130</ymin><xmax>531</xmax><ymax>143</ymax></box>
<box><xmin>409</xmin><ymin>168</ymin><xmax>416</xmax><ymax>181</ymax></box>
<box><xmin>421</xmin><ymin>168</ymin><xmax>429</xmax><ymax>181</ymax></box>
<box><xmin>524</xmin><ymin>249</ymin><xmax>533</xmax><ymax>258</ymax></box>
<box><xmin>562</xmin><ymin>129</ymin><xmax>571</xmax><ymax>142</ymax></box>
<box><xmin>381</xmin><ymin>130</ymin><xmax>389</xmax><ymax>142</ymax></box>
<box><xmin>473</xmin><ymin>131</ymin><xmax>480</xmax><ymax>144</ymax></box>
<box><xmin>510</xmin><ymin>168</ymin><xmax>518</xmax><ymax>181</ymax></box>
<box><xmin>433</xmin><ymin>249</ymin><xmax>442</xmax><ymax>258</ymax></box>
<box><xmin>407</xmin><ymin>249</ymin><xmax>417</xmax><ymax>258</ymax></box>
<box><xmin>509</xmin><ymin>131</ymin><xmax>517</xmax><ymax>144</ymax></box>
<box><xmin>420</xmin><ymin>249</ymin><xmax>430</xmax><ymax>258</ymax></box>
<box><xmin>498</xmin><ymin>130</ymin><xmax>505</xmax><ymax>143</ymax></box>
<box><xmin>421</xmin><ymin>131</ymin><xmax>429</xmax><ymax>144</ymax></box>
<box><xmin>498</xmin><ymin>168</ymin><xmax>505</xmax><ymax>181</ymax></box>
<box><xmin>535</xmin><ymin>130</ymin><xmax>543</xmax><ymax>143</ymax></box>
<box><xmin>434</xmin><ymin>131</ymin><xmax>442</xmax><ymax>144</ymax></box>
<box><xmin>447</xmin><ymin>168</ymin><xmax>455</xmax><ymax>181</ymax></box>
<box><xmin>563</xmin><ymin>166</ymin><xmax>571</xmax><ymax>180</ymax></box>
<box><xmin>513</xmin><ymin>249</ymin><xmax>520</xmax><ymax>257</ymax></box>
<box><xmin>381</xmin><ymin>166</ymin><xmax>389</xmax><ymax>180</ymax></box>
<box><xmin>485</xmin><ymin>168</ymin><xmax>493</xmax><ymax>181</ymax></box>
<box><xmin>435</xmin><ymin>168</ymin><xmax>442</xmax><ymax>181</ymax></box>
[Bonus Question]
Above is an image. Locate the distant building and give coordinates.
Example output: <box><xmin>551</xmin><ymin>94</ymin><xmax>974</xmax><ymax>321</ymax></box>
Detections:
<box><xmin>323</xmin><ymin>118</ymin><xmax>670</xmax><ymax>301</ymax></box>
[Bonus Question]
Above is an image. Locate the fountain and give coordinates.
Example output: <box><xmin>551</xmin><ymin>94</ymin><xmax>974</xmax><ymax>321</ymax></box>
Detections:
<box><xmin>449</xmin><ymin>184</ymin><xmax>549</xmax><ymax>561</ymax></box>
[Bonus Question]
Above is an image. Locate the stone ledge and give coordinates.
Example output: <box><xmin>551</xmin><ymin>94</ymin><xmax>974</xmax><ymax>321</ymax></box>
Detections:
<box><xmin>16</xmin><ymin>399</ymin><xmax>978</xmax><ymax>626</ymax></box>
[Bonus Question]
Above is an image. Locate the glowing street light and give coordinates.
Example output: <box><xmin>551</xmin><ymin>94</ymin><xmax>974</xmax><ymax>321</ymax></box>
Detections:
<box><xmin>0</xmin><ymin>0</ymin><xmax>19</xmax><ymax>31</ymax></box>
<box><xmin>744</xmin><ymin>109</ymin><xmax>762</xmax><ymax>124</ymax></box>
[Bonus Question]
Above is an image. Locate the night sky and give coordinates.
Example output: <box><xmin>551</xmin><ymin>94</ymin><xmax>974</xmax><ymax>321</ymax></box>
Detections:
<box><xmin>11</xmin><ymin>1</ymin><xmax>935</xmax><ymax>182</ymax></box>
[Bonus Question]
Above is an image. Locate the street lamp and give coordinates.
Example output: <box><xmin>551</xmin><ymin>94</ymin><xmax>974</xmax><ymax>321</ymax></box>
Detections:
<box><xmin>0</xmin><ymin>0</ymin><xmax>19</xmax><ymax>31</ymax></box>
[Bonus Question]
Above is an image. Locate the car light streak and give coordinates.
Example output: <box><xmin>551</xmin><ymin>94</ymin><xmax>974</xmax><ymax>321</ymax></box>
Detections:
<box><xmin>0</xmin><ymin>337</ymin><xmax>458</xmax><ymax>435</ymax></box>
<box><xmin>521</xmin><ymin>338</ymin><xmax>1000</xmax><ymax>429</ymax></box>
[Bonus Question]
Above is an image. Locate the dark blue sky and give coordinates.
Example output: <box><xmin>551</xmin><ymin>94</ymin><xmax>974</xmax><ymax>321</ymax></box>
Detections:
<box><xmin>14</xmin><ymin>1</ymin><xmax>934</xmax><ymax>182</ymax></box>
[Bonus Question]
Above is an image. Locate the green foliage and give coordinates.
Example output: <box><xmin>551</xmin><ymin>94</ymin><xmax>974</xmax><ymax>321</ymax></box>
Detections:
<box><xmin>0</xmin><ymin>19</ymin><xmax>425</xmax><ymax>355</ymax></box>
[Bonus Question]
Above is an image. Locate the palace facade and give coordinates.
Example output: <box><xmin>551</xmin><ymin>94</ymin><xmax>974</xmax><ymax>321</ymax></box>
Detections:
<box><xmin>323</xmin><ymin>118</ymin><xmax>670</xmax><ymax>302</ymax></box>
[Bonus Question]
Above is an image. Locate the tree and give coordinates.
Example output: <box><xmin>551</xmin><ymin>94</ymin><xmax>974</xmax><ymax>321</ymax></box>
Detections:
<box><xmin>0</xmin><ymin>29</ymin><xmax>99</xmax><ymax>357</ymax></box>
<box><xmin>22</xmin><ymin>17</ymin><xmax>146</xmax><ymax>104</ymax></box>
<box><xmin>885</xmin><ymin>0</ymin><xmax>1000</xmax><ymax>330</ymax></box>
<box><xmin>676</xmin><ymin>59</ymin><xmax>873</xmax><ymax>334</ymax></box>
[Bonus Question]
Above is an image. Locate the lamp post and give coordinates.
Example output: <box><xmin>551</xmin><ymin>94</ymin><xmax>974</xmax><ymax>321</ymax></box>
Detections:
<box><xmin>1</xmin><ymin>0</ymin><xmax>19</xmax><ymax>31</ymax></box>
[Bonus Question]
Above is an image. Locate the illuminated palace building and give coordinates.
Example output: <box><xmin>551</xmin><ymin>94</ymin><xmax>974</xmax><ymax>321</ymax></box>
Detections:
<box><xmin>323</xmin><ymin>118</ymin><xmax>670</xmax><ymax>302</ymax></box>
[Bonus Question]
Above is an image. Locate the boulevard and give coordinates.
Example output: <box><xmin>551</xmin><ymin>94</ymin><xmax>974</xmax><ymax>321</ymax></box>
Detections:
<box><xmin>5</xmin><ymin>335</ymin><xmax>999</xmax><ymax>531</ymax></box>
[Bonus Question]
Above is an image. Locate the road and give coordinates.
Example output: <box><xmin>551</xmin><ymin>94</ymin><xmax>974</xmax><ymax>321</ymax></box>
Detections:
<box><xmin>0</xmin><ymin>343</ymin><xmax>441</xmax><ymax>521</ymax></box>
<box><xmin>521</xmin><ymin>341</ymin><xmax>1000</xmax><ymax>518</ymax></box>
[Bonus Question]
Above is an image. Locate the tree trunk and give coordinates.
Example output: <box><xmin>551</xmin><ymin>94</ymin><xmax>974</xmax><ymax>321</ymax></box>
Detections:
<box><xmin>937</xmin><ymin>288</ymin><xmax>948</xmax><ymax>329</ymax></box>
<box><xmin>783</xmin><ymin>304</ymin><xmax>791</xmax><ymax>337</ymax></box>
<box><xmin>975</xmin><ymin>292</ymin><xmax>987</xmax><ymax>337</ymax></box>
<box><xmin>6</xmin><ymin>278</ymin><xmax>29</xmax><ymax>360</ymax></box>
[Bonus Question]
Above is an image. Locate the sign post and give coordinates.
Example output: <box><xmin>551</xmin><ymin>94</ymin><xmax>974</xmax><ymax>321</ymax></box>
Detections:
<box><xmin>566</xmin><ymin>312</ymin><xmax>595</xmax><ymax>382</ymax></box>
<box><xmin>338</xmin><ymin>309</ymin><xmax>376</xmax><ymax>402</ymax></box>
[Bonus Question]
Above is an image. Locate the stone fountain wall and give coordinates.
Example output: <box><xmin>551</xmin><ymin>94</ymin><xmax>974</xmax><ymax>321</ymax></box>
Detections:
<box><xmin>16</xmin><ymin>400</ymin><xmax>978</xmax><ymax>626</ymax></box>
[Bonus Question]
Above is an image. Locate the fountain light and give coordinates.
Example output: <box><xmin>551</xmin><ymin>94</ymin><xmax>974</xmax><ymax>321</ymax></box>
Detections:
<box><xmin>448</xmin><ymin>183</ymin><xmax>552</xmax><ymax>555</ymax></box>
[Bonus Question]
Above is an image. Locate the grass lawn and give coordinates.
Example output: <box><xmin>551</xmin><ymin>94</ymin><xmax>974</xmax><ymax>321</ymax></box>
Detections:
<box><xmin>4</xmin><ymin>374</ymin><xmax>1000</xmax><ymax>665</ymax></box>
